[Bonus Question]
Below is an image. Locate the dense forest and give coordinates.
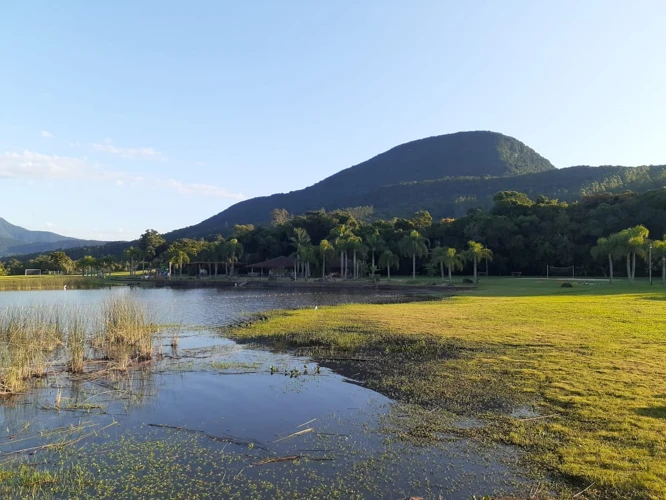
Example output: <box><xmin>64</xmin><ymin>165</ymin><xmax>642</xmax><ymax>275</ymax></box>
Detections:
<box><xmin>3</xmin><ymin>188</ymin><xmax>666</xmax><ymax>280</ymax></box>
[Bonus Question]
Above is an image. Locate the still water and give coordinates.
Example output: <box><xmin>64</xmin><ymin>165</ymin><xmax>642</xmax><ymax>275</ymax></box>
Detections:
<box><xmin>0</xmin><ymin>288</ymin><xmax>532</xmax><ymax>499</ymax></box>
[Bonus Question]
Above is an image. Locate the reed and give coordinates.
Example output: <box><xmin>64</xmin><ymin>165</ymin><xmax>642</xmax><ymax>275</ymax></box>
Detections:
<box><xmin>0</xmin><ymin>295</ymin><xmax>159</xmax><ymax>392</ymax></box>
<box><xmin>0</xmin><ymin>306</ymin><xmax>65</xmax><ymax>392</ymax></box>
<box><xmin>66</xmin><ymin>313</ymin><xmax>87</xmax><ymax>374</ymax></box>
<box><xmin>97</xmin><ymin>296</ymin><xmax>157</xmax><ymax>366</ymax></box>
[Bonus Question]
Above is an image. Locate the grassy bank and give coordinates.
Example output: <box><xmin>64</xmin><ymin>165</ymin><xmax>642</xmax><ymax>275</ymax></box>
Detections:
<box><xmin>230</xmin><ymin>278</ymin><xmax>666</xmax><ymax>498</ymax></box>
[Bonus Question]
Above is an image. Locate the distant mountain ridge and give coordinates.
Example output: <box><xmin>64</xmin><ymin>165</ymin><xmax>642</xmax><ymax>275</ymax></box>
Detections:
<box><xmin>168</xmin><ymin>131</ymin><xmax>559</xmax><ymax>238</ymax></box>
<box><xmin>0</xmin><ymin>218</ymin><xmax>106</xmax><ymax>257</ymax></box>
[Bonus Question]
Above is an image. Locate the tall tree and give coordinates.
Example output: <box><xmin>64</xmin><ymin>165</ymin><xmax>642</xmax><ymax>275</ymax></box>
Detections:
<box><xmin>138</xmin><ymin>229</ymin><xmax>166</xmax><ymax>266</ymax></box>
<box><xmin>318</xmin><ymin>239</ymin><xmax>335</xmax><ymax>279</ymax></box>
<box><xmin>124</xmin><ymin>246</ymin><xmax>141</xmax><ymax>276</ymax></box>
<box><xmin>464</xmin><ymin>241</ymin><xmax>493</xmax><ymax>284</ymax></box>
<box><xmin>364</xmin><ymin>231</ymin><xmax>384</xmax><ymax>278</ymax></box>
<box><xmin>290</xmin><ymin>228</ymin><xmax>311</xmax><ymax>280</ymax></box>
<box><xmin>225</xmin><ymin>238</ymin><xmax>243</xmax><ymax>276</ymax></box>
<box><xmin>398</xmin><ymin>230</ymin><xmax>428</xmax><ymax>280</ymax></box>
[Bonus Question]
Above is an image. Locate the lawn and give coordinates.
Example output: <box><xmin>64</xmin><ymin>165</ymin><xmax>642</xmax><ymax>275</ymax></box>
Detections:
<box><xmin>231</xmin><ymin>277</ymin><xmax>666</xmax><ymax>498</ymax></box>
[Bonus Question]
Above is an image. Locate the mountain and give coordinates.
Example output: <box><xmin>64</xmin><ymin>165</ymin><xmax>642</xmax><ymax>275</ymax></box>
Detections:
<box><xmin>0</xmin><ymin>218</ymin><xmax>107</xmax><ymax>257</ymax></box>
<box><xmin>168</xmin><ymin>131</ymin><xmax>557</xmax><ymax>238</ymax></box>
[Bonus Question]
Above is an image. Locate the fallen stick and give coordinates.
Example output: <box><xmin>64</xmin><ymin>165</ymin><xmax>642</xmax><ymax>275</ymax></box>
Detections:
<box><xmin>148</xmin><ymin>423</ymin><xmax>269</xmax><ymax>451</ymax></box>
<box><xmin>273</xmin><ymin>428</ymin><xmax>313</xmax><ymax>443</ymax></box>
<box><xmin>296</xmin><ymin>418</ymin><xmax>317</xmax><ymax>428</ymax></box>
<box><xmin>252</xmin><ymin>455</ymin><xmax>334</xmax><ymax>466</ymax></box>
<box><xmin>517</xmin><ymin>413</ymin><xmax>558</xmax><ymax>422</ymax></box>
<box><xmin>573</xmin><ymin>482</ymin><xmax>595</xmax><ymax>498</ymax></box>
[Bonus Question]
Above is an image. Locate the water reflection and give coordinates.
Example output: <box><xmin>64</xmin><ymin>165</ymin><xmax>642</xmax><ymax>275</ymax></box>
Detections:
<box><xmin>0</xmin><ymin>288</ymin><xmax>534</xmax><ymax>499</ymax></box>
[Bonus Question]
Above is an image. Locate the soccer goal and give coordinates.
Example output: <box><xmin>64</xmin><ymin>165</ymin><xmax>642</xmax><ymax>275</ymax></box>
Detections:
<box><xmin>24</xmin><ymin>269</ymin><xmax>42</xmax><ymax>276</ymax></box>
<box><xmin>546</xmin><ymin>265</ymin><xmax>584</xmax><ymax>279</ymax></box>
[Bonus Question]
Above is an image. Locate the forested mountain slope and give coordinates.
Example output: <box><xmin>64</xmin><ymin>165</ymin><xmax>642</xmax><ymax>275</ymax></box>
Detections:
<box><xmin>168</xmin><ymin>131</ymin><xmax>556</xmax><ymax>238</ymax></box>
<box><xmin>167</xmin><ymin>129</ymin><xmax>666</xmax><ymax>239</ymax></box>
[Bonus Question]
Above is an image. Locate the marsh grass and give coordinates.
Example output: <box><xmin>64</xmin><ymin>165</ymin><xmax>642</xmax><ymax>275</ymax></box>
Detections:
<box><xmin>0</xmin><ymin>306</ymin><xmax>65</xmax><ymax>393</ymax></box>
<box><xmin>0</xmin><ymin>296</ymin><xmax>160</xmax><ymax>393</ymax></box>
<box><xmin>66</xmin><ymin>313</ymin><xmax>87</xmax><ymax>374</ymax></box>
<box><xmin>96</xmin><ymin>296</ymin><xmax>157</xmax><ymax>367</ymax></box>
<box><xmin>230</xmin><ymin>279</ymin><xmax>666</xmax><ymax>498</ymax></box>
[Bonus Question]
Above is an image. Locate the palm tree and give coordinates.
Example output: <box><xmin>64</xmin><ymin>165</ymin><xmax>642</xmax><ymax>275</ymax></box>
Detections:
<box><xmin>365</xmin><ymin>232</ymin><xmax>384</xmax><ymax>278</ymax></box>
<box><xmin>653</xmin><ymin>237</ymin><xmax>666</xmax><ymax>285</ymax></box>
<box><xmin>319</xmin><ymin>239</ymin><xmax>335</xmax><ymax>278</ymax></box>
<box><xmin>330</xmin><ymin>224</ymin><xmax>353</xmax><ymax>279</ymax></box>
<box><xmin>464</xmin><ymin>241</ymin><xmax>493</xmax><ymax>284</ymax></box>
<box><xmin>210</xmin><ymin>237</ymin><xmax>226</xmax><ymax>277</ymax></box>
<box><xmin>347</xmin><ymin>235</ymin><xmax>363</xmax><ymax>279</ymax></box>
<box><xmin>290</xmin><ymin>228</ymin><xmax>311</xmax><ymax>280</ymax></box>
<box><xmin>591</xmin><ymin>236</ymin><xmax>620</xmax><ymax>284</ymax></box>
<box><xmin>398</xmin><ymin>230</ymin><xmax>429</xmax><ymax>280</ymax></box>
<box><xmin>124</xmin><ymin>246</ymin><xmax>141</xmax><ymax>276</ymax></box>
<box><xmin>78</xmin><ymin>255</ymin><xmax>96</xmax><ymax>277</ymax></box>
<box><xmin>615</xmin><ymin>226</ymin><xmax>649</xmax><ymax>283</ymax></box>
<box><xmin>378</xmin><ymin>250</ymin><xmax>400</xmax><ymax>280</ymax></box>
<box><xmin>432</xmin><ymin>247</ymin><xmax>463</xmax><ymax>283</ymax></box>
<box><xmin>225</xmin><ymin>238</ymin><xmax>243</xmax><ymax>276</ymax></box>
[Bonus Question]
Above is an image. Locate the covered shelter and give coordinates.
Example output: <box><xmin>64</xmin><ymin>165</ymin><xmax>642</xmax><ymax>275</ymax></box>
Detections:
<box><xmin>244</xmin><ymin>256</ymin><xmax>296</xmax><ymax>278</ymax></box>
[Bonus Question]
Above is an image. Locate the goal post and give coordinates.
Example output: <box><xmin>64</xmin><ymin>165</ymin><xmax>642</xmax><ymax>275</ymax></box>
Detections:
<box><xmin>24</xmin><ymin>269</ymin><xmax>42</xmax><ymax>276</ymax></box>
<box><xmin>547</xmin><ymin>265</ymin><xmax>574</xmax><ymax>279</ymax></box>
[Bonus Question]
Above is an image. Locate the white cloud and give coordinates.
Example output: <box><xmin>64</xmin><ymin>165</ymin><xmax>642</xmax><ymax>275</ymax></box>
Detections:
<box><xmin>0</xmin><ymin>151</ymin><xmax>93</xmax><ymax>179</ymax></box>
<box><xmin>196</xmin><ymin>161</ymin><xmax>207</xmax><ymax>166</ymax></box>
<box><xmin>69</xmin><ymin>141</ymin><xmax>82</xmax><ymax>148</ymax></box>
<box><xmin>165</xmin><ymin>180</ymin><xmax>245</xmax><ymax>199</ymax></box>
<box><xmin>45</xmin><ymin>222</ymin><xmax>54</xmax><ymax>228</ymax></box>
<box><xmin>0</xmin><ymin>150</ymin><xmax>243</xmax><ymax>200</ymax></box>
<box><xmin>91</xmin><ymin>142</ymin><xmax>165</xmax><ymax>160</ymax></box>
<box><xmin>41</xmin><ymin>130</ymin><xmax>53</xmax><ymax>138</ymax></box>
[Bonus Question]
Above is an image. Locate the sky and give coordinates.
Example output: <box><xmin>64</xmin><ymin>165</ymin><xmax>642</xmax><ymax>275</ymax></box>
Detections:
<box><xmin>1</xmin><ymin>1</ymin><xmax>665</xmax><ymax>241</ymax></box>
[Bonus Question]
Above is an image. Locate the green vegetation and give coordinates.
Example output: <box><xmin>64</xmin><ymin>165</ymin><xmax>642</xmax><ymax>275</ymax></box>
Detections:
<box><xmin>5</xmin><ymin>187</ymin><xmax>666</xmax><ymax>283</ymax></box>
<box><xmin>230</xmin><ymin>278</ymin><xmax>666</xmax><ymax>498</ymax></box>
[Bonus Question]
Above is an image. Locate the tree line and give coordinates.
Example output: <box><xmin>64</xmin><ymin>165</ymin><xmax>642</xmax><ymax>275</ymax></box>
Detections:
<box><xmin>2</xmin><ymin>188</ymin><xmax>666</xmax><ymax>282</ymax></box>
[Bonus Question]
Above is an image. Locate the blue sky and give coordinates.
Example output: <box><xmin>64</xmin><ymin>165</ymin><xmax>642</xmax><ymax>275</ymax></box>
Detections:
<box><xmin>1</xmin><ymin>1</ymin><xmax>665</xmax><ymax>241</ymax></box>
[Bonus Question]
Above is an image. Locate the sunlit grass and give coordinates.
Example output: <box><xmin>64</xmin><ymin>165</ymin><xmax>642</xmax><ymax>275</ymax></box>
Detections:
<box><xmin>0</xmin><ymin>275</ymin><xmax>107</xmax><ymax>290</ymax></box>
<box><xmin>231</xmin><ymin>278</ymin><xmax>666</xmax><ymax>498</ymax></box>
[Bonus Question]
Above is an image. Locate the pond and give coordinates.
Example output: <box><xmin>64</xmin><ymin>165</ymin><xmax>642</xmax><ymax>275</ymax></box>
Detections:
<box><xmin>0</xmin><ymin>287</ymin><xmax>533</xmax><ymax>499</ymax></box>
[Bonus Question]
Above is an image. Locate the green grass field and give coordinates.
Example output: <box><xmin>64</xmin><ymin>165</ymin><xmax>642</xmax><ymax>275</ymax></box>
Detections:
<box><xmin>0</xmin><ymin>274</ymin><xmax>109</xmax><ymax>290</ymax></box>
<box><xmin>231</xmin><ymin>277</ymin><xmax>666</xmax><ymax>498</ymax></box>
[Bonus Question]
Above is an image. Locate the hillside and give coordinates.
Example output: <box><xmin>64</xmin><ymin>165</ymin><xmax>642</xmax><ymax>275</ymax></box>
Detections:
<box><xmin>0</xmin><ymin>218</ymin><xmax>107</xmax><ymax>257</ymax></box>
<box><xmin>168</xmin><ymin>131</ymin><xmax>556</xmax><ymax>238</ymax></box>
